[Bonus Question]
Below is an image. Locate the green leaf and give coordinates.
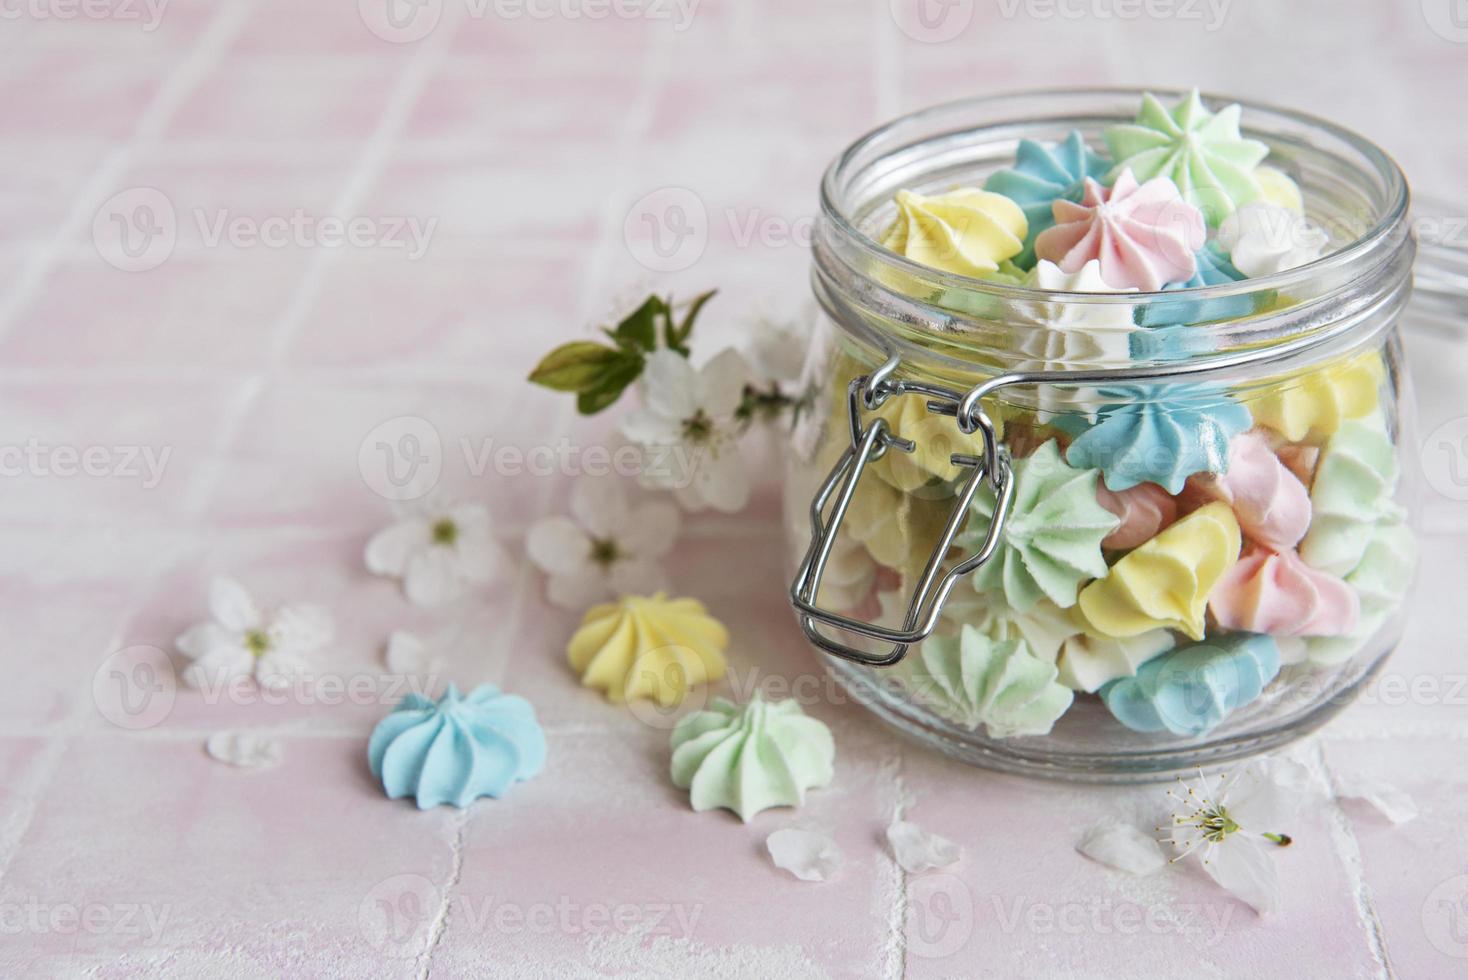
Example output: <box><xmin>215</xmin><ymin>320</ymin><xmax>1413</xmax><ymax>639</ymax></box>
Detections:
<box><xmin>609</xmin><ymin>295</ymin><xmax>670</xmax><ymax>353</ymax></box>
<box><xmin>669</xmin><ymin>289</ymin><xmax>716</xmax><ymax>355</ymax></box>
<box><xmin>575</xmin><ymin>352</ymin><xmax>645</xmax><ymax>415</ymax></box>
<box><xmin>527</xmin><ymin>341</ymin><xmax>629</xmax><ymax>392</ymax></box>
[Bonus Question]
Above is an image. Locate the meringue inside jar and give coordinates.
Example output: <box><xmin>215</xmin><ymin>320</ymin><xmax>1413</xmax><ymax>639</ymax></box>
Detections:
<box><xmin>783</xmin><ymin>89</ymin><xmax>1418</xmax><ymax>781</ymax></box>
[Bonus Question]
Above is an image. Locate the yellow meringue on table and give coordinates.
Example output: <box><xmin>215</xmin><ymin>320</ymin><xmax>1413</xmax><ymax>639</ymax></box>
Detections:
<box><xmin>567</xmin><ymin>593</ymin><xmax>729</xmax><ymax>706</ymax></box>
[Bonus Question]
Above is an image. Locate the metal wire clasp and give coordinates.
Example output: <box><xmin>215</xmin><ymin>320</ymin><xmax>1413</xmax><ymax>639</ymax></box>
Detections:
<box><xmin>789</xmin><ymin>356</ymin><xmax>1015</xmax><ymax>667</ymax></box>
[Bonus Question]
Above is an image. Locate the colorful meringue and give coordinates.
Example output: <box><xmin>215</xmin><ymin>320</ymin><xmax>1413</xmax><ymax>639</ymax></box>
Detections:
<box><xmin>879</xmin><ymin>187</ymin><xmax>1027</xmax><ymax>276</ymax></box>
<box><xmin>1216</xmin><ymin>201</ymin><xmax>1329</xmax><ymax>277</ymax></box>
<box><xmin>1050</xmin><ymin>622</ymin><xmax>1175</xmax><ymax>694</ymax></box>
<box><xmin>1103</xmin><ymin>89</ymin><xmax>1269</xmax><ymax>224</ymax></box>
<box><xmin>670</xmin><ymin>693</ymin><xmax>835</xmax><ymax>822</ymax></box>
<box><xmin>984</xmin><ymin>131</ymin><xmax>1112</xmax><ymax>269</ymax></box>
<box><xmin>1137</xmin><ymin>242</ymin><xmax>1253</xmax><ymax>328</ymax></box>
<box><xmin>1064</xmin><ymin>383</ymin><xmax>1252</xmax><ymax>494</ymax></box>
<box><xmin>369</xmin><ymin>684</ymin><xmax>547</xmax><ymax>809</ymax></box>
<box><xmin>1247</xmin><ymin>350</ymin><xmax>1384</xmax><ymax>443</ymax></box>
<box><xmin>1096</xmin><ymin>481</ymin><xmax>1178</xmax><ymax>551</ymax></box>
<box><xmin>960</xmin><ymin>440</ymin><xmax>1117</xmax><ymax>612</ymax></box>
<box><xmin>1210</xmin><ymin>547</ymin><xmax>1359</xmax><ymax>637</ymax></box>
<box><xmin>1099</xmin><ymin>634</ymin><xmax>1280</xmax><ymax>736</ymax></box>
<box><xmin>1034</xmin><ymin>169</ymin><xmax>1206</xmax><ymax>290</ymax></box>
<box><xmin>867</xmin><ymin>383</ymin><xmax>993</xmax><ymax>491</ymax></box>
<box><xmin>1304</xmin><ymin>520</ymin><xmax>1415</xmax><ymax>666</ymax></box>
<box><xmin>903</xmin><ymin>624</ymin><xmax>1073</xmax><ymax>738</ymax></box>
<box><xmin>1011</xmin><ymin>259</ymin><xmax>1137</xmax><ymax>416</ymax></box>
<box><xmin>1212</xmin><ymin>430</ymin><xmax>1313</xmax><ymax>551</ymax></box>
<box><xmin>1299</xmin><ymin>418</ymin><xmax>1406</xmax><ymax>575</ymax></box>
<box><xmin>567</xmin><ymin>593</ymin><xmax>729</xmax><ymax>705</ymax></box>
<box><xmin>1078</xmin><ymin>502</ymin><xmax>1241</xmax><ymax>641</ymax></box>
<box><xmin>951</xmin><ymin>589</ymin><xmax>1080</xmax><ymax>664</ymax></box>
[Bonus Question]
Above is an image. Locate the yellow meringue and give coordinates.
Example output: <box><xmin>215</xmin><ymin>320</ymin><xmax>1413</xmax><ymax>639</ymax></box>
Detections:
<box><xmin>879</xmin><ymin>187</ymin><xmax>1027</xmax><ymax>277</ymax></box>
<box><xmin>567</xmin><ymin>593</ymin><xmax>729</xmax><ymax>706</ymax></box>
<box><xmin>1247</xmin><ymin>350</ymin><xmax>1385</xmax><ymax>443</ymax></box>
<box><xmin>1255</xmin><ymin>166</ymin><xmax>1304</xmax><ymax>213</ymax></box>
<box><xmin>1077</xmin><ymin>503</ymin><xmax>1242</xmax><ymax>641</ymax></box>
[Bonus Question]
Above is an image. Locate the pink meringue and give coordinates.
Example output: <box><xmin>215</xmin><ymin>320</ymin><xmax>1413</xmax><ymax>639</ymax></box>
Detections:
<box><xmin>1209</xmin><ymin>548</ymin><xmax>1359</xmax><ymax>637</ymax></box>
<box><xmin>1096</xmin><ymin>482</ymin><xmax>1178</xmax><ymax>551</ymax></box>
<box><xmin>1034</xmin><ymin>168</ymin><xmax>1206</xmax><ymax>290</ymax></box>
<box><xmin>1216</xmin><ymin>431</ymin><xmax>1313</xmax><ymax>551</ymax></box>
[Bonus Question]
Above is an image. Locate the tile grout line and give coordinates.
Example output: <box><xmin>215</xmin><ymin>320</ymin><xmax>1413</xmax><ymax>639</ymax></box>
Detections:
<box><xmin>0</xmin><ymin>0</ymin><xmax>254</xmax><ymax>889</ymax></box>
<box><xmin>1307</xmin><ymin>740</ymin><xmax>1394</xmax><ymax>979</ymax></box>
<box><xmin>416</xmin><ymin>807</ymin><xmax>470</xmax><ymax>980</ymax></box>
<box><xmin>0</xmin><ymin>0</ymin><xmax>256</xmax><ymax>340</ymax></box>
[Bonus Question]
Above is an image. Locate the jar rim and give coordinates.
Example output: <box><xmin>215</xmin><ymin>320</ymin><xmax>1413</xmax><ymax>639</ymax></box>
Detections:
<box><xmin>819</xmin><ymin>86</ymin><xmax>1410</xmax><ymax>305</ymax></box>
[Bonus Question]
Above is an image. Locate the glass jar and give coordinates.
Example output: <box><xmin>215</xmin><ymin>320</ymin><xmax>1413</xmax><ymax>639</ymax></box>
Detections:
<box><xmin>782</xmin><ymin>89</ymin><xmax>1422</xmax><ymax>782</ymax></box>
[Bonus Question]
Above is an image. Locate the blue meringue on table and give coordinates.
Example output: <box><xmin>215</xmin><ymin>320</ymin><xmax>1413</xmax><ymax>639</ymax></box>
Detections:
<box><xmin>369</xmin><ymin>684</ymin><xmax>547</xmax><ymax>809</ymax></box>
<box><xmin>1063</xmin><ymin>383</ymin><xmax>1252</xmax><ymax>493</ymax></box>
<box><xmin>984</xmin><ymin>131</ymin><xmax>1112</xmax><ymax>269</ymax></box>
<box><xmin>1099</xmin><ymin>634</ymin><xmax>1280</xmax><ymax>736</ymax></box>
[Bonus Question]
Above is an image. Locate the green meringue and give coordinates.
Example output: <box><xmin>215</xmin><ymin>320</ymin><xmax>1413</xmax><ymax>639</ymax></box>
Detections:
<box><xmin>958</xmin><ymin>440</ymin><xmax>1118</xmax><ymax>612</ymax></box>
<box><xmin>1300</xmin><ymin>418</ymin><xmax>1406</xmax><ymax>575</ymax></box>
<box><xmin>1104</xmin><ymin>89</ymin><xmax>1268</xmax><ymax>225</ymax></box>
<box><xmin>901</xmin><ymin>625</ymin><xmax>1073</xmax><ymax>738</ymax></box>
<box><xmin>670</xmin><ymin>693</ymin><xmax>835</xmax><ymax>822</ymax></box>
<box><xmin>1305</xmin><ymin>519</ymin><xmax>1416</xmax><ymax>666</ymax></box>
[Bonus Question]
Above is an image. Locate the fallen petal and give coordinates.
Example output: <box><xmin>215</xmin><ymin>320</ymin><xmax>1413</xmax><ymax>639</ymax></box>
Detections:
<box><xmin>206</xmin><ymin>732</ymin><xmax>282</xmax><ymax>770</ymax></box>
<box><xmin>1336</xmin><ymin>777</ymin><xmax>1418</xmax><ymax>825</ymax></box>
<box><xmin>766</xmin><ymin>829</ymin><xmax>841</xmax><ymax>882</ymax></box>
<box><xmin>887</xmin><ymin>819</ymin><xmax>963</xmax><ymax>873</ymax></box>
<box><xmin>1203</xmin><ymin>836</ymin><xmax>1280</xmax><ymax>915</ymax></box>
<box><xmin>1076</xmin><ymin>821</ymin><xmax>1167</xmax><ymax>875</ymax></box>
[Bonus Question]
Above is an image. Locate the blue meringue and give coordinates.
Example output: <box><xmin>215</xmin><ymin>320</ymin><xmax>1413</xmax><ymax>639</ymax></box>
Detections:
<box><xmin>1063</xmin><ymin>383</ymin><xmax>1252</xmax><ymax>493</ymax></box>
<box><xmin>369</xmin><ymin>684</ymin><xmax>547</xmax><ymax>809</ymax></box>
<box><xmin>984</xmin><ymin>131</ymin><xmax>1111</xmax><ymax>269</ymax></box>
<box><xmin>1138</xmin><ymin>242</ymin><xmax>1254</xmax><ymax>327</ymax></box>
<box><xmin>1099</xmin><ymin>634</ymin><xmax>1280</xmax><ymax>736</ymax></box>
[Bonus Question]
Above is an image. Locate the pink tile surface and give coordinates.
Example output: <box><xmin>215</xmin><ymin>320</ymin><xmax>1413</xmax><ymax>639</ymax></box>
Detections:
<box><xmin>2</xmin><ymin>1</ymin><xmax>1465</xmax><ymax>976</ymax></box>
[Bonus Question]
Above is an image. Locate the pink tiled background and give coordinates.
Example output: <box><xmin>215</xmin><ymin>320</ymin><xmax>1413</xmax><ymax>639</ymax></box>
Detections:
<box><xmin>2</xmin><ymin>1</ymin><xmax>1467</xmax><ymax>977</ymax></box>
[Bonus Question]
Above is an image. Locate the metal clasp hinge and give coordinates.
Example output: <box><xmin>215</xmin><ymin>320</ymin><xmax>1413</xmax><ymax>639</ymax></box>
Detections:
<box><xmin>789</xmin><ymin>356</ymin><xmax>1015</xmax><ymax>667</ymax></box>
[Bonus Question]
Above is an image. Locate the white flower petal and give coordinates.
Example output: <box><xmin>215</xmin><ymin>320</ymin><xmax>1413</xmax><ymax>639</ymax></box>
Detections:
<box><xmin>176</xmin><ymin>622</ymin><xmax>234</xmax><ymax>661</ymax></box>
<box><xmin>365</xmin><ymin>519</ymin><xmax>431</xmax><ymax>576</ymax></box>
<box><xmin>448</xmin><ymin>503</ymin><xmax>492</xmax><ymax>538</ymax></box>
<box><xmin>1335</xmin><ymin>777</ymin><xmax>1418</xmax><ymax>825</ymax></box>
<box><xmin>766</xmin><ymin>829</ymin><xmax>842</xmax><ymax>882</ymax></box>
<box><xmin>697</xmin><ymin>347</ymin><xmax>752</xmax><ymax>417</ymax></box>
<box><xmin>1076</xmin><ymin>821</ymin><xmax>1167</xmax><ymax>876</ymax></box>
<box><xmin>608</xmin><ymin>557</ymin><xmax>669</xmax><ymax>597</ymax></box>
<box><xmin>256</xmin><ymin>648</ymin><xmax>309</xmax><ymax>691</ymax></box>
<box><xmin>547</xmin><ymin>570</ymin><xmax>615</xmax><ymax>610</ymax></box>
<box><xmin>640</xmin><ymin>349</ymin><xmax>700</xmax><ymax>420</ymax></box>
<box><xmin>622</xmin><ymin>499</ymin><xmax>681</xmax><ymax>557</ymax></box>
<box><xmin>209</xmin><ymin>578</ymin><xmax>261</xmax><ymax>631</ymax></box>
<box><xmin>453</xmin><ymin>535</ymin><xmax>501</xmax><ymax>583</ymax></box>
<box><xmin>570</xmin><ymin>477</ymin><xmax>629</xmax><ymax>539</ymax></box>
<box><xmin>526</xmin><ymin>517</ymin><xmax>592</xmax><ymax>575</ymax></box>
<box><xmin>887</xmin><ymin>820</ymin><xmax>963</xmax><ymax>873</ymax></box>
<box><xmin>1222</xmin><ymin>757</ymin><xmax>1313</xmax><ymax>830</ymax></box>
<box><xmin>403</xmin><ymin>548</ymin><xmax>465</xmax><ymax>607</ymax></box>
<box><xmin>620</xmin><ymin>407</ymin><xmax>683</xmax><ymax>449</ymax></box>
<box><xmin>1202</xmin><ymin>836</ymin><xmax>1280</xmax><ymax>915</ymax></box>
<box><xmin>206</xmin><ymin>732</ymin><xmax>282</xmax><ymax>770</ymax></box>
<box><xmin>685</xmin><ymin>443</ymin><xmax>750</xmax><ymax>512</ymax></box>
<box><xmin>271</xmin><ymin>603</ymin><xmax>334</xmax><ymax>656</ymax></box>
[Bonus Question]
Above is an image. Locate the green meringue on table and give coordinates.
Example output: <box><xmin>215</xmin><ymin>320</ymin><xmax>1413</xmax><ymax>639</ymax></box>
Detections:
<box><xmin>1103</xmin><ymin>89</ymin><xmax>1268</xmax><ymax>225</ymax></box>
<box><xmin>670</xmin><ymin>693</ymin><xmax>835</xmax><ymax>822</ymax></box>
<box><xmin>1299</xmin><ymin>418</ymin><xmax>1406</xmax><ymax>575</ymax></box>
<box><xmin>900</xmin><ymin>624</ymin><xmax>1074</xmax><ymax>738</ymax></box>
<box><xmin>956</xmin><ymin>440</ymin><xmax>1118</xmax><ymax>613</ymax></box>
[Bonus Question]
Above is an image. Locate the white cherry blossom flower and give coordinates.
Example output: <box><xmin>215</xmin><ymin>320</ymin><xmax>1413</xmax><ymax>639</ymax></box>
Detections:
<box><xmin>175</xmin><ymin>578</ymin><xmax>333</xmax><ymax>691</ymax></box>
<box><xmin>621</xmin><ymin>348</ymin><xmax>752</xmax><ymax>512</ymax></box>
<box><xmin>365</xmin><ymin>500</ymin><xmax>502</xmax><ymax>607</ymax></box>
<box><xmin>1162</xmin><ymin>758</ymin><xmax>1311</xmax><ymax>914</ymax></box>
<box><xmin>525</xmin><ymin>477</ymin><xmax>680</xmax><ymax>609</ymax></box>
